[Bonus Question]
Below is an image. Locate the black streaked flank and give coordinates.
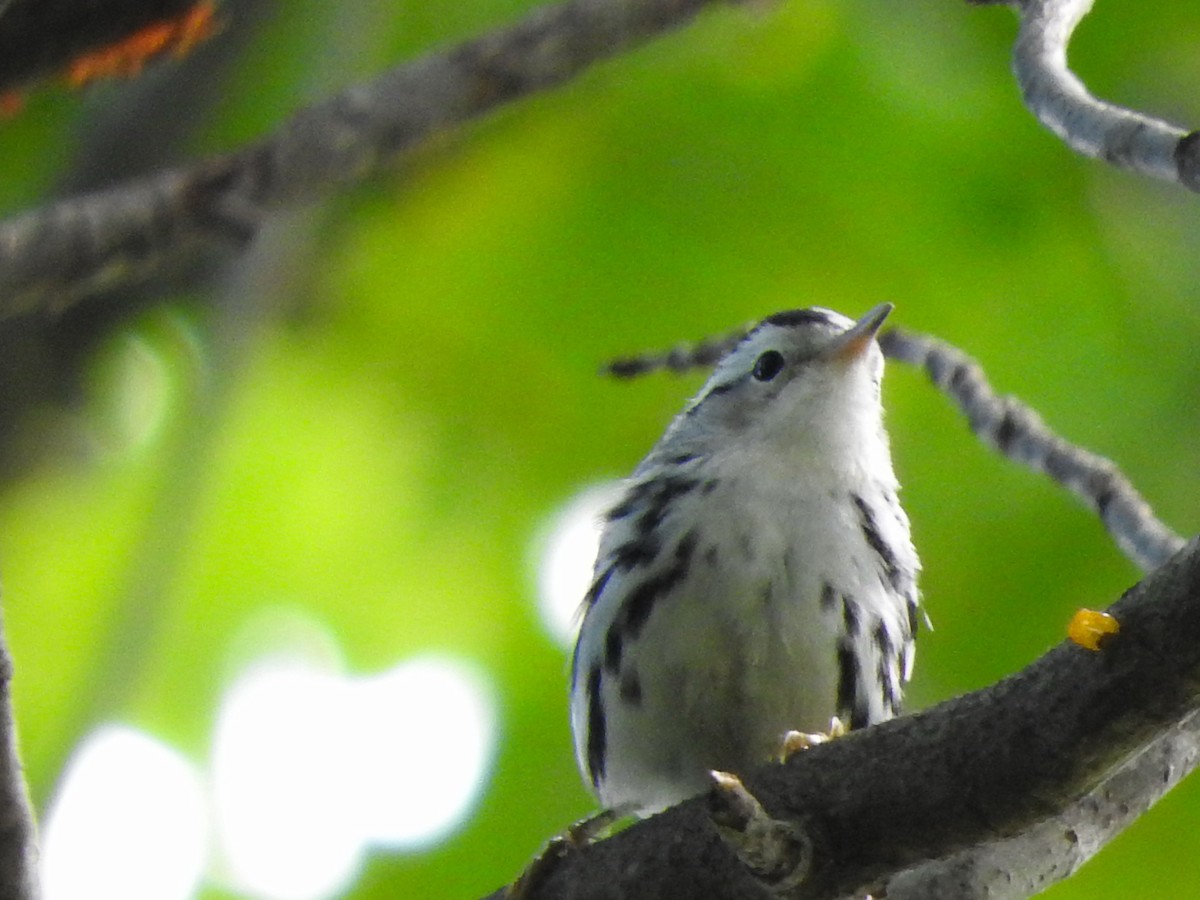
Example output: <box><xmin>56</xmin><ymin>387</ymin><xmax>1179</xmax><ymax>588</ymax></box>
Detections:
<box><xmin>583</xmin><ymin>564</ymin><xmax>616</xmax><ymax>609</ymax></box>
<box><xmin>907</xmin><ymin>597</ymin><xmax>921</xmax><ymax>637</ymax></box>
<box><xmin>879</xmin><ymin>658</ymin><xmax>900</xmax><ymax>715</ymax></box>
<box><xmin>611</xmin><ymin>536</ymin><xmax>660</xmax><ymax>571</ymax></box>
<box><xmin>605</xmin><ymin>478</ymin><xmax>657</xmax><ymax>521</ymax></box>
<box><xmin>633</xmin><ymin>507</ymin><xmax>670</xmax><ymax>536</ymax></box>
<box><xmin>626</xmin><ymin>475</ymin><xmax>700</xmax><ymax>535</ymax></box>
<box><xmin>655</xmin><ymin>475</ymin><xmax>701</xmax><ymax>507</ymax></box>
<box><xmin>851</xmin><ymin>705</ymin><xmax>870</xmax><ymax>730</ymax></box>
<box><xmin>842</xmin><ymin>597</ymin><xmax>861</xmax><ymax>637</ymax></box>
<box><xmin>836</xmin><ymin>641</ymin><xmax>865</xmax><ymax>729</ymax></box>
<box><xmin>873</xmin><ymin>621</ymin><xmax>903</xmax><ymax>714</ymax></box>
<box><xmin>852</xmin><ymin>494</ymin><xmax>904</xmax><ymax>591</ymax></box>
<box><xmin>873</xmin><ymin>619</ymin><xmax>894</xmax><ymax>660</ymax></box>
<box><xmin>621</xmin><ymin>531</ymin><xmax>698</xmax><ymax>638</ymax></box>
<box><xmin>622</xmin><ymin>568</ymin><xmax>684</xmax><ymax>638</ymax></box>
<box><xmin>606</xmin><ymin>474</ymin><xmax>694</xmax><ymax>522</ymax></box>
<box><xmin>900</xmin><ymin>644</ymin><xmax>913</xmax><ymax>677</ymax></box>
<box><xmin>604</xmin><ymin>629</ymin><xmax>623</xmax><ymax>672</ymax></box>
<box><xmin>877</xmin><ymin>652</ymin><xmax>893</xmax><ymax>691</ymax></box>
<box><xmin>605</xmin><ymin>494</ymin><xmax>640</xmax><ymax>522</ymax></box>
<box><xmin>880</xmin><ymin>650</ymin><xmax>903</xmax><ymax>715</ymax></box>
<box><xmin>586</xmin><ymin>666</ymin><xmax>606</xmax><ymax>786</ymax></box>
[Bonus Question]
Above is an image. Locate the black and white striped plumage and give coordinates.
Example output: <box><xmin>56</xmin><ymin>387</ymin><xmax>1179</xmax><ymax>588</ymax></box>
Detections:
<box><xmin>570</xmin><ymin>304</ymin><xmax>920</xmax><ymax>815</ymax></box>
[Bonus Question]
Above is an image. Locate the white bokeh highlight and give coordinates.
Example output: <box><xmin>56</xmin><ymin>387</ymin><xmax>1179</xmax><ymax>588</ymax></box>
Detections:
<box><xmin>41</xmin><ymin>725</ymin><xmax>208</xmax><ymax>900</ymax></box>
<box><xmin>212</xmin><ymin>662</ymin><xmax>363</xmax><ymax>900</ymax></box>
<box><xmin>212</xmin><ymin>652</ymin><xmax>497</xmax><ymax>900</ymax></box>
<box><xmin>348</xmin><ymin>658</ymin><xmax>496</xmax><ymax>848</ymax></box>
<box><xmin>535</xmin><ymin>482</ymin><xmax>623</xmax><ymax>647</ymax></box>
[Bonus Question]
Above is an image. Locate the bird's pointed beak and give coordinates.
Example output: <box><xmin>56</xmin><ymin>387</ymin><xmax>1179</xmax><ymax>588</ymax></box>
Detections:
<box><xmin>822</xmin><ymin>303</ymin><xmax>892</xmax><ymax>362</ymax></box>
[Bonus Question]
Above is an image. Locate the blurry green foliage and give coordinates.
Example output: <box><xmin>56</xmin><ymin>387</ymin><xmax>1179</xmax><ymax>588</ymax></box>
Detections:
<box><xmin>0</xmin><ymin>0</ymin><xmax>1199</xmax><ymax>897</ymax></box>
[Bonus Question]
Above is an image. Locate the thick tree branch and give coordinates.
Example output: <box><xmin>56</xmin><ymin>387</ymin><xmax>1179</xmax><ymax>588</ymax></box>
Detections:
<box><xmin>884</xmin><ymin>711</ymin><xmax>1200</xmax><ymax>898</ymax></box>
<box><xmin>490</xmin><ymin>538</ymin><xmax>1200</xmax><ymax>899</ymax></box>
<box><xmin>972</xmin><ymin>0</ymin><xmax>1200</xmax><ymax>190</ymax></box>
<box><xmin>0</xmin><ymin>0</ymin><xmax>725</xmax><ymax>318</ymax></box>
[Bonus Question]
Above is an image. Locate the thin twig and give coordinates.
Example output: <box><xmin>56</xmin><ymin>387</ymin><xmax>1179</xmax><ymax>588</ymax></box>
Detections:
<box><xmin>879</xmin><ymin>326</ymin><xmax>1184</xmax><ymax>573</ymax></box>
<box><xmin>603</xmin><ymin>325</ymin><xmax>747</xmax><ymax>378</ymax></box>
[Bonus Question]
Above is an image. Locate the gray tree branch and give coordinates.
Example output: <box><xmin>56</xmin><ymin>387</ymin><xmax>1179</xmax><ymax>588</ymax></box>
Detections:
<box><xmin>879</xmin><ymin>326</ymin><xmax>1184</xmax><ymax>574</ymax></box>
<box><xmin>884</xmin><ymin>710</ymin><xmax>1200</xmax><ymax>899</ymax></box>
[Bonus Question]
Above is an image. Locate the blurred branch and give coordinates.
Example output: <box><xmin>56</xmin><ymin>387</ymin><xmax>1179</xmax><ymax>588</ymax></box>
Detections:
<box><xmin>970</xmin><ymin>0</ymin><xmax>1200</xmax><ymax>190</ymax></box>
<box><xmin>0</xmin><ymin>603</ymin><xmax>39</xmax><ymax>900</ymax></box>
<box><xmin>0</xmin><ymin>0</ymin><xmax>725</xmax><ymax>318</ymax></box>
<box><xmin>491</xmin><ymin>538</ymin><xmax>1200</xmax><ymax>899</ymax></box>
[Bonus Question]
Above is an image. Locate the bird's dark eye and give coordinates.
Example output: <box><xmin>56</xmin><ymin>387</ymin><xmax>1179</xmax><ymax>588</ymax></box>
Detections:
<box><xmin>752</xmin><ymin>350</ymin><xmax>785</xmax><ymax>382</ymax></box>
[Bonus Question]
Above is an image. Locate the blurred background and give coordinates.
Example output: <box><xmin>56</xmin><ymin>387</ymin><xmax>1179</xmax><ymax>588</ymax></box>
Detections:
<box><xmin>0</xmin><ymin>0</ymin><xmax>1198</xmax><ymax>897</ymax></box>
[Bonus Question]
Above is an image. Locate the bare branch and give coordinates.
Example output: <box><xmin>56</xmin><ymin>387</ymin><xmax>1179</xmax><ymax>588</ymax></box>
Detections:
<box><xmin>885</xmin><ymin>711</ymin><xmax>1200</xmax><ymax>898</ymax></box>
<box><xmin>604</xmin><ymin>325</ymin><xmax>748</xmax><ymax>378</ymax></box>
<box><xmin>972</xmin><ymin>0</ymin><xmax>1200</xmax><ymax>190</ymax></box>
<box><xmin>0</xmin><ymin>0</ymin><xmax>726</xmax><ymax>318</ymax></box>
<box><xmin>489</xmin><ymin>538</ymin><xmax>1200</xmax><ymax>899</ymax></box>
<box><xmin>879</xmin><ymin>326</ymin><xmax>1184</xmax><ymax>573</ymax></box>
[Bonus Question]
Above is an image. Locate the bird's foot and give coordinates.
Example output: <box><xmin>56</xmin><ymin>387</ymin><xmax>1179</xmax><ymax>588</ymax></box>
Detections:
<box><xmin>777</xmin><ymin>716</ymin><xmax>847</xmax><ymax>762</ymax></box>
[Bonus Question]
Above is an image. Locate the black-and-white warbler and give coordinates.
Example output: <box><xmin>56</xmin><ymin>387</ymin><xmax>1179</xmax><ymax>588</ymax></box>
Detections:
<box><xmin>570</xmin><ymin>304</ymin><xmax>920</xmax><ymax>815</ymax></box>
